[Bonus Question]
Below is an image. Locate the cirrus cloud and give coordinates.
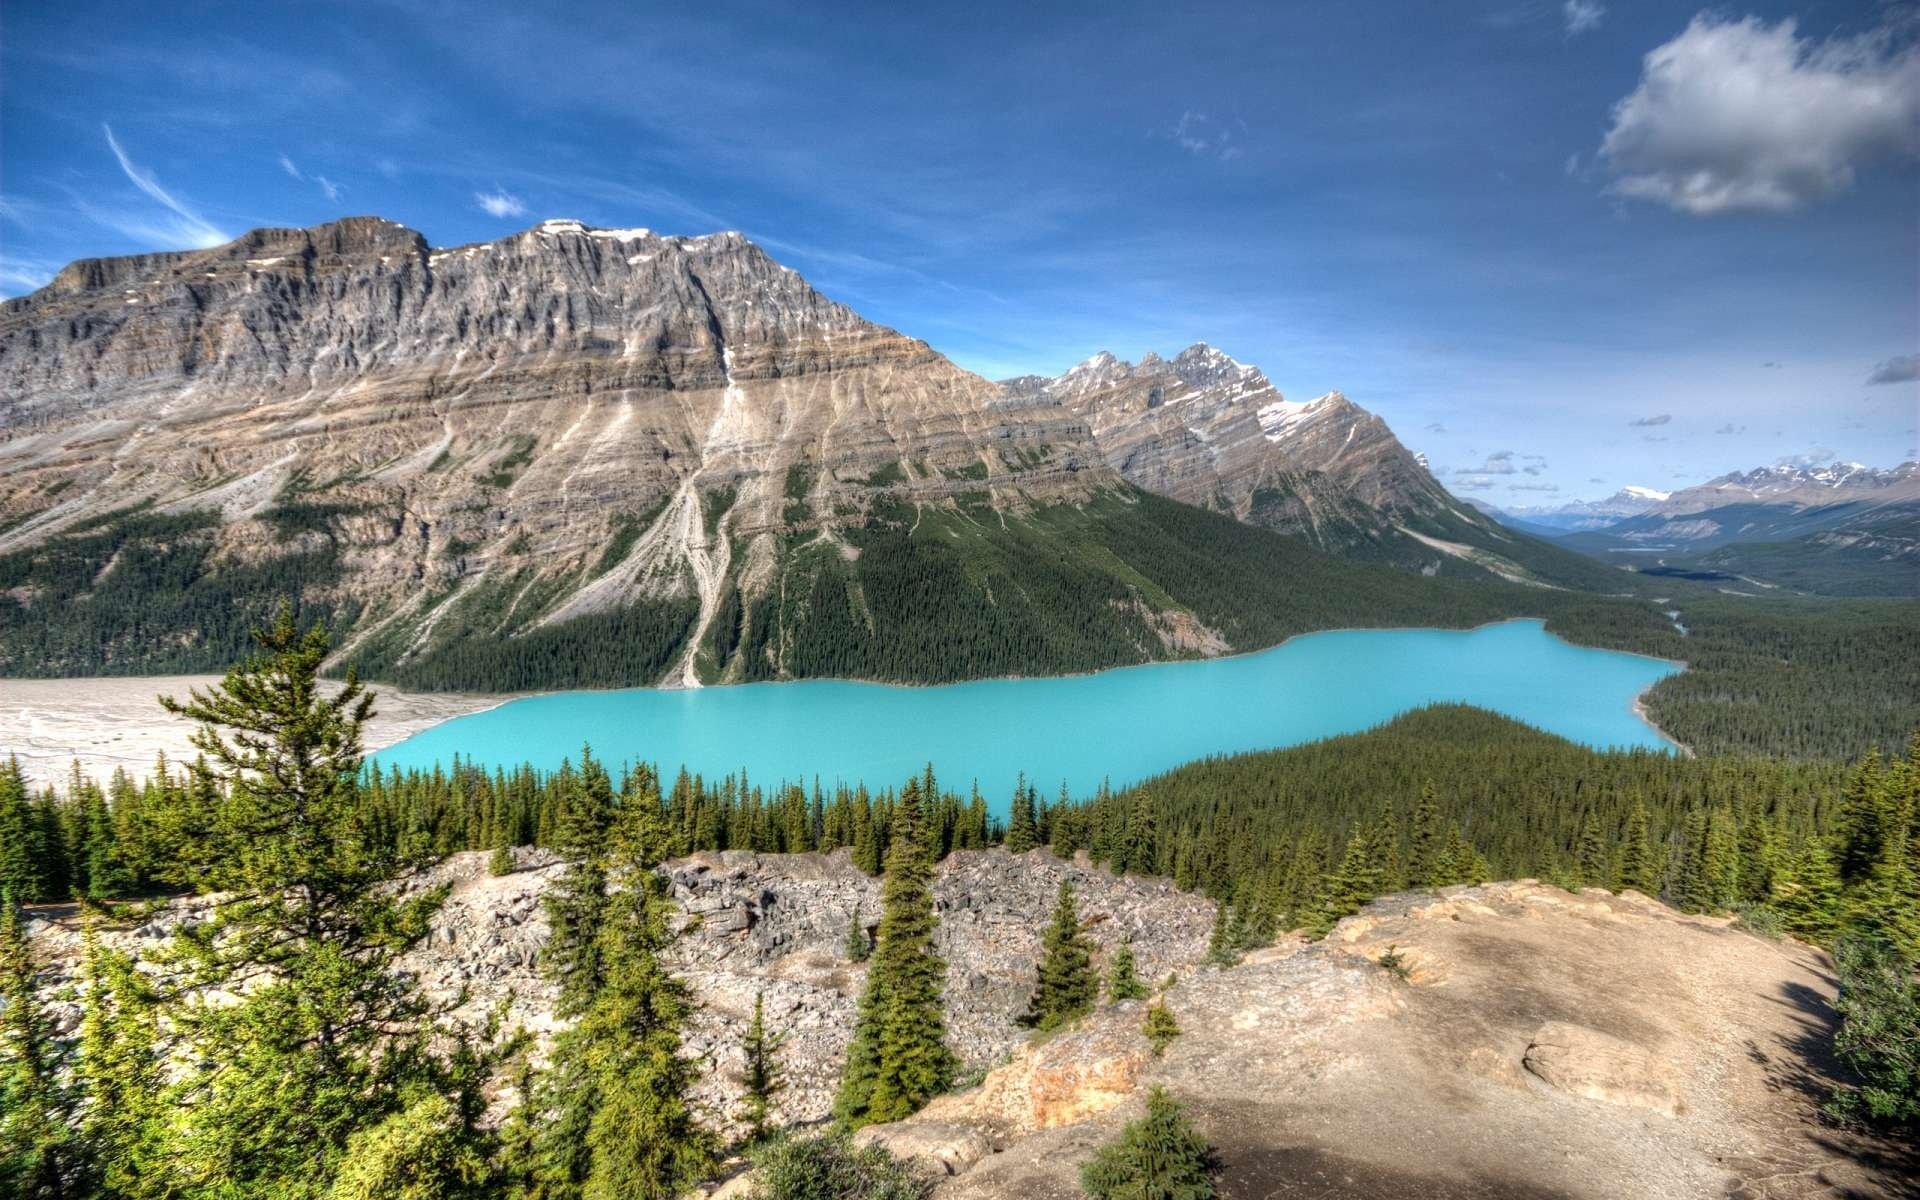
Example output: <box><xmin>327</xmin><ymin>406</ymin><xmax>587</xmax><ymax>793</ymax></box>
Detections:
<box><xmin>475</xmin><ymin>188</ymin><xmax>528</xmax><ymax>219</ymax></box>
<box><xmin>1598</xmin><ymin>14</ymin><xmax>1920</xmax><ymax>216</ymax></box>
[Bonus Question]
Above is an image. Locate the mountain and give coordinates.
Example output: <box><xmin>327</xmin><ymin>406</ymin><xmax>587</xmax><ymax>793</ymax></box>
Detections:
<box><xmin>0</xmin><ymin>217</ymin><xmax>1614</xmax><ymax>687</ymax></box>
<box><xmin>1553</xmin><ymin>461</ymin><xmax>1920</xmax><ymax>595</ymax></box>
<box><xmin>1483</xmin><ymin>486</ymin><xmax>1670</xmax><ymax>533</ymax></box>
<box><xmin>1002</xmin><ymin>346</ymin><xmax>1616</xmax><ymax>587</ymax></box>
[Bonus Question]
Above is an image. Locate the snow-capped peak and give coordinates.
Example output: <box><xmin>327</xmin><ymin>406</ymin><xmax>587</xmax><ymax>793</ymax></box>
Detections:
<box><xmin>1620</xmin><ymin>485</ymin><xmax>1670</xmax><ymax>501</ymax></box>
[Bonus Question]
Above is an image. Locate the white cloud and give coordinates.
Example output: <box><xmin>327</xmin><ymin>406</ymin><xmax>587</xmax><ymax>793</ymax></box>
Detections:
<box><xmin>1867</xmin><ymin>353</ymin><xmax>1919</xmax><ymax>384</ymax></box>
<box><xmin>1599</xmin><ymin>15</ymin><xmax>1920</xmax><ymax>215</ymax></box>
<box><xmin>475</xmin><ymin>188</ymin><xmax>528</xmax><ymax>219</ymax></box>
<box><xmin>1564</xmin><ymin>1</ymin><xmax>1604</xmax><ymax>37</ymax></box>
<box><xmin>102</xmin><ymin>125</ymin><xmax>229</xmax><ymax>248</ymax></box>
<box><xmin>278</xmin><ymin>153</ymin><xmax>302</xmax><ymax>179</ymax></box>
<box><xmin>1628</xmin><ymin>413</ymin><xmax>1671</xmax><ymax>427</ymax></box>
<box><xmin>316</xmin><ymin>175</ymin><xmax>342</xmax><ymax>203</ymax></box>
<box><xmin>1161</xmin><ymin>111</ymin><xmax>1245</xmax><ymax>162</ymax></box>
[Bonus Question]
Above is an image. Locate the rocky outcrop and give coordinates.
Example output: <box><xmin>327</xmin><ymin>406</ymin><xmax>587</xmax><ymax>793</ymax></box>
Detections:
<box><xmin>882</xmin><ymin>881</ymin><xmax>1913</xmax><ymax>1200</ymax></box>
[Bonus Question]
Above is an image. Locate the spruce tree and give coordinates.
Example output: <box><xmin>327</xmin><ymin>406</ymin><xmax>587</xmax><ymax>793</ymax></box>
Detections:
<box><xmin>1024</xmin><ymin>880</ymin><xmax>1098</xmax><ymax>1030</ymax></box>
<box><xmin>844</xmin><ymin>908</ymin><xmax>872</xmax><ymax>962</ymax></box>
<box><xmin>1079</xmin><ymin>1086</ymin><xmax>1216</xmax><ymax>1200</ymax></box>
<box><xmin>533</xmin><ymin>800</ymin><xmax>716</xmax><ymax>1200</ymax></box>
<box><xmin>0</xmin><ymin>760</ymin><xmax>41</xmax><ymax>904</ymax></box>
<box><xmin>834</xmin><ymin>779</ymin><xmax>954</xmax><ymax>1129</ymax></box>
<box><xmin>1616</xmin><ymin>801</ymin><xmax>1658</xmax><ymax>894</ymax></box>
<box><xmin>1204</xmin><ymin>899</ymin><xmax>1238</xmax><ymax>967</ymax></box>
<box><xmin>735</xmin><ymin>992</ymin><xmax>785</xmax><ymax>1144</ymax></box>
<box><xmin>1005</xmin><ymin>775</ymin><xmax>1037</xmax><ymax>854</ymax></box>
<box><xmin>1772</xmin><ymin>840</ymin><xmax>1845</xmax><ymax>943</ymax></box>
<box><xmin>1317</xmin><ymin>827</ymin><xmax>1383</xmax><ymax>930</ymax></box>
<box><xmin>1574</xmin><ymin>810</ymin><xmax>1608</xmax><ymax>889</ymax></box>
<box><xmin>74</xmin><ymin>927</ymin><xmax>166</xmax><ymax>1199</ymax></box>
<box><xmin>154</xmin><ymin>610</ymin><xmax>459</xmax><ymax>1194</ymax></box>
<box><xmin>1108</xmin><ymin>941</ymin><xmax>1148</xmax><ymax>1002</ymax></box>
<box><xmin>0</xmin><ymin>895</ymin><xmax>79</xmax><ymax>1200</ymax></box>
<box><xmin>1406</xmin><ymin>782</ymin><xmax>1444</xmax><ymax>888</ymax></box>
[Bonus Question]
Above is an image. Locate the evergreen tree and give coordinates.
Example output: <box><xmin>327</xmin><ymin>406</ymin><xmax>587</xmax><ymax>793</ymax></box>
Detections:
<box><xmin>0</xmin><ymin>896</ymin><xmax>79</xmax><ymax>1200</ymax></box>
<box><xmin>735</xmin><ymin>992</ymin><xmax>785</xmax><ymax>1145</ymax></box>
<box><xmin>1142</xmin><ymin>1003</ymin><xmax>1181</xmax><ymax>1056</ymax></box>
<box><xmin>1771</xmin><ymin>840</ymin><xmax>1845</xmax><ymax>943</ymax></box>
<box><xmin>153</xmin><ymin>610</ymin><xmax>461</xmax><ymax>1195</ymax></box>
<box><xmin>328</xmin><ymin>1094</ymin><xmax>487</xmax><ymax>1200</ymax></box>
<box><xmin>844</xmin><ymin>908</ymin><xmax>871</xmax><ymax>962</ymax></box>
<box><xmin>1405</xmin><ymin>782</ymin><xmax>1445</xmax><ymax>888</ymax></box>
<box><xmin>1079</xmin><ymin>1086</ymin><xmax>1216</xmax><ymax>1200</ymax></box>
<box><xmin>74</xmin><ymin>927</ymin><xmax>166</xmax><ymax>1199</ymax></box>
<box><xmin>835</xmin><ymin>780</ymin><xmax>954</xmax><ymax>1129</ymax></box>
<box><xmin>1005</xmin><ymin>776</ymin><xmax>1037</xmax><ymax>855</ymax></box>
<box><xmin>1823</xmin><ymin>937</ymin><xmax>1919</xmax><ymax>1132</ymax></box>
<box><xmin>1574</xmin><ymin>810</ymin><xmax>1608</xmax><ymax>889</ymax></box>
<box><xmin>1203</xmin><ymin>900</ymin><xmax>1238</xmax><ymax>968</ymax></box>
<box><xmin>1317</xmin><ymin>827</ymin><xmax>1383</xmax><ymax>930</ymax></box>
<box><xmin>1616</xmin><ymin>801</ymin><xmax>1658</xmax><ymax>895</ymax></box>
<box><xmin>1024</xmin><ymin>880</ymin><xmax>1098</xmax><ymax>1030</ymax></box>
<box><xmin>0</xmin><ymin>761</ymin><xmax>41</xmax><ymax>904</ymax></box>
<box><xmin>1107</xmin><ymin>942</ymin><xmax>1148</xmax><ymax>1002</ymax></box>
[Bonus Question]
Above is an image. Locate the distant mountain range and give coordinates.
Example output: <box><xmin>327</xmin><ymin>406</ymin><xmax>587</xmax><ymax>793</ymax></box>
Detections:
<box><xmin>1480</xmin><ymin>463</ymin><xmax>1920</xmax><ymax>597</ymax></box>
<box><xmin>0</xmin><ymin>217</ymin><xmax>1613</xmax><ymax>687</ymax></box>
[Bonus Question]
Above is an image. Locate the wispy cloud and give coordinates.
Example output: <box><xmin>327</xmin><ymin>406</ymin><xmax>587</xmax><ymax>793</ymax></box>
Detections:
<box><xmin>1714</xmin><ymin>422</ymin><xmax>1746</xmax><ymax>435</ymax></box>
<box><xmin>1598</xmin><ymin>15</ymin><xmax>1920</xmax><ymax>216</ymax></box>
<box><xmin>278</xmin><ymin>153</ymin><xmax>303</xmax><ymax>179</ymax></box>
<box><xmin>1160</xmin><ymin>111</ymin><xmax>1245</xmax><ymax>162</ymax></box>
<box><xmin>316</xmin><ymin>176</ymin><xmax>342</xmax><ymax>203</ymax></box>
<box><xmin>102</xmin><ymin>124</ymin><xmax>228</xmax><ymax>248</ymax></box>
<box><xmin>1866</xmin><ymin>353</ymin><xmax>1919</xmax><ymax>385</ymax></box>
<box><xmin>1628</xmin><ymin>413</ymin><xmax>1670</xmax><ymax>427</ymax></box>
<box><xmin>1456</xmin><ymin>450</ymin><xmax>1519</xmax><ymax>476</ymax></box>
<box><xmin>1563</xmin><ymin>1</ymin><xmax>1604</xmax><ymax>37</ymax></box>
<box><xmin>475</xmin><ymin>188</ymin><xmax>529</xmax><ymax>219</ymax></box>
<box><xmin>278</xmin><ymin>153</ymin><xmax>343</xmax><ymax>204</ymax></box>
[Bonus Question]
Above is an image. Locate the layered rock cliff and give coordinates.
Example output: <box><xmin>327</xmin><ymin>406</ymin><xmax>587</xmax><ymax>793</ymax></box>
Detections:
<box><xmin>0</xmin><ymin>218</ymin><xmax>1597</xmax><ymax>684</ymax></box>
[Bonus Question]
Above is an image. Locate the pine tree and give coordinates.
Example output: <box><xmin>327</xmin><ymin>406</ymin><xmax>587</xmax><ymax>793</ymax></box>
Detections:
<box><xmin>0</xmin><ymin>896</ymin><xmax>79</xmax><ymax>1200</ymax></box>
<box><xmin>844</xmin><ymin>908</ymin><xmax>871</xmax><ymax>962</ymax></box>
<box><xmin>536</xmin><ymin>802</ymin><xmax>717</xmax><ymax>1200</ymax></box>
<box><xmin>1616</xmin><ymin>801</ymin><xmax>1658</xmax><ymax>895</ymax></box>
<box><xmin>835</xmin><ymin>779</ymin><xmax>954</xmax><ymax>1129</ymax></box>
<box><xmin>1204</xmin><ymin>899</ymin><xmax>1238</xmax><ymax>967</ymax></box>
<box><xmin>1317</xmin><ymin>827</ymin><xmax>1383</xmax><ymax>930</ymax></box>
<box><xmin>1574</xmin><ymin>810</ymin><xmax>1608</xmax><ymax>889</ymax></box>
<box><xmin>0</xmin><ymin>760</ymin><xmax>41</xmax><ymax>904</ymax></box>
<box><xmin>152</xmin><ymin>609</ymin><xmax>461</xmax><ymax>1194</ymax></box>
<box><xmin>1772</xmin><ymin>840</ymin><xmax>1845</xmax><ymax>943</ymax></box>
<box><xmin>1406</xmin><ymin>782</ymin><xmax>1445</xmax><ymax>888</ymax></box>
<box><xmin>1142</xmin><ymin>1003</ymin><xmax>1181</xmax><ymax>1056</ymax></box>
<box><xmin>1024</xmin><ymin>880</ymin><xmax>1098</xmax><ymax>1030</ymax></box>
<box><xmin>328</xmin><ymin>1094</ymin><xmax>487</xmax><ymax>1200</ymax></box>
<box><xmin>1108</xmin><ymin>941</ymin><xmax>1148</xmax><ymax>1002</ymax></box>
<box><xmin>1079</xmin><ymin>1086</ymin><xmax>1216</xmax><ymax>1200</ymax></box>
<box><xmin>74</xmin><ymin>926</ymin><xmax>166</xmax><ymax>1199</ymax></box>
<box><xmin>1005</xmin><ymin>775</ymin><xmax>1037</xmax><ymax>854</ymax></box>
<box><xmin>544</xmin><ymin>752</ymin><xmax>617</xmax><ymax>1016</ymax></box>
<box><xmin>735</xmin><ymin>992</ymin><xmax>785</xmax><ymax>1144</ymax></box>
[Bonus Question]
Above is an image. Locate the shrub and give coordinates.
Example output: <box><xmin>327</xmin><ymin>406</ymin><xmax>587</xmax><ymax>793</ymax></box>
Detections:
<box><xmin>1824</xmin><ymin>937</ymin><xmax>1919</xmax><ymax>1132</ymax></box>
<box><xmin>748</xmin><ymin>1131</ymin><xmax>931</xmax><ymax>1200</ymax></box>
<box><xmin>1079</xmin><ymin>1086</ymin><xmax>1217</xmax><ymax>1200</ymax></box>
<box><xmin>1378</xmin><ymin>945</ymin><xmax>1411</xmax><ymax>981</ymax></box>
<box><xmin>1143</xmin><ymin>1003</ymin><xmax>1181</xmax><ymax>1056</ymax></box>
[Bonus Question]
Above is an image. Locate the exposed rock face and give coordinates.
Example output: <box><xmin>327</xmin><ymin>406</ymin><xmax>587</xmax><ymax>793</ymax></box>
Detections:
<box><xmin>27</xmin><ymin>846</ymin><xmax>1213</xmax><ymax>1136</ymax></box>
<box><xmin>0</xmin><ymin>218</ymin><xmax>1098</xmax><ymax>682</ymax></box>
<box><xmin>1002</xmin><ymin>345</ymin><xmax>1553</xmax><ymax>579</ymax></box>
<box><xmin>878</xmin><ymin>881</ymin><xmax>1912</xmax><ymax>1200</ymax></box>
<box><xmin>1</xmin><ymin>218</ymin><xmax>1581</xmax><ymax>685</ymax></box>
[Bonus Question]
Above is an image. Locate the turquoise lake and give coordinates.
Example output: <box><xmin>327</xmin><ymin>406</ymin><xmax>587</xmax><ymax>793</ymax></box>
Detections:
<box><xmin>371</xmin><ymin>620</ymin><xmax>1682</xmax><ymax>807</ymax></box>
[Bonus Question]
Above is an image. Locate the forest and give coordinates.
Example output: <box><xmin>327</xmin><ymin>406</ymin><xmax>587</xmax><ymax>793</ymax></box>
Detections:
<box><xmin>3</xmin><ymin>618</ymin><xmax>1917</xmax><ymax>1199</ymax></box>
<box><xmin>3</xmin><ymin>490</ymin><xmax>1914</xmax><ymax>761</ymax></box>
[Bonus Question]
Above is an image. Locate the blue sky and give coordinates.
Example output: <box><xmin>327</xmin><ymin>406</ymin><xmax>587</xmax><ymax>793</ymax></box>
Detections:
<box><xmin>2</xmin><ymin>0</ymin><xmax>1915</xmax><ymax>503</ymax></box>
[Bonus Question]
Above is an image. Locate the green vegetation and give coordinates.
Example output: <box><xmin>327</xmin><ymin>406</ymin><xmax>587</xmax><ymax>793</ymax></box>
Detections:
<box><xmin>1108</xmin><ymin>942</ymin><xmax>1148</xmax><ymax>1001</ymax></box>
<box><xmin>745</xmin><ymin>1132</ymin><xmax>931</xmax><ymax>1200</ymax></box>
<box><xmin>1023</xmin><ymin>880</ymin><xmax>1098</xmax><ymax>1031</ymax></box>
<box><xmin>1142</xmin><ymin>1004</ymin><xmax>1181</xmax><ymax>1056</ymax></box>
<box><xmin>1079</xmin><ymin>1086</ymin><xmax>1216</xmax><ymax>1200</ymax></box>
<box><xmin>737</xmin><ymin>992</ymin><xmax>786</xmax><ymax>1144</ymax></box>
<box><xmin>835</xmin><ymin>775</ymin><xmax>955</xmax><ymax>1129</ymax></box>
<box><xmin>1825</xmin><ymin>938</ymin><xmax>1919</xmax><ymax>1133</ymax></box>
<box><xmin>483</xmin><ymin>434</ymin><xmax>537</xmax><ymax>488</ymax></box>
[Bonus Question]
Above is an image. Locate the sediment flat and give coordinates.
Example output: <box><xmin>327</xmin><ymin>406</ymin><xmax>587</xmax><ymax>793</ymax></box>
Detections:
<box><xmin>0</xmin><ymin>675</ymin><xmax>504</xmax><ymax>788</ymax></box>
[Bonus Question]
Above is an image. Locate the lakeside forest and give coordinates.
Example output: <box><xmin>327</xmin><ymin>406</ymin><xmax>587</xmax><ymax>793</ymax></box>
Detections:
<box><xmin>3</xmin><ymin>615</ymin><xmax>1918</xmax><ymax>1199</ymax></box>
<box><xmin>4</xmin><ymin>492</ymin><xmax>1916</xmax><ymax>761</ymax></box>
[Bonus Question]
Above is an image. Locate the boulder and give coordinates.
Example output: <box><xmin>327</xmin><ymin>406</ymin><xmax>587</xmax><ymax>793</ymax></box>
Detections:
<box><xmin>1522</xmin><ymin>1020</ymin><xmax>1682</xmax><ymax>1116</ymax></box>
<box><xmin>853</xmin><ymin>1120</ymin><xmax>993</xmax><ymax>1177</ymax></box>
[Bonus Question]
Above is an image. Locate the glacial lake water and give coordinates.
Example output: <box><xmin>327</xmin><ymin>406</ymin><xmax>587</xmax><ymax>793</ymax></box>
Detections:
<box><xmin>370</xmin><ymin>620</ymin><xmax>1682</xmax><ymax>808</ymax></box>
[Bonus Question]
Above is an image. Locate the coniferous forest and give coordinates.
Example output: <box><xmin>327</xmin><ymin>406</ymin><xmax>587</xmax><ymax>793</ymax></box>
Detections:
<box><xmin>4</xmin><ymin>614</ymin><xmax>1918</xmax><ymax>1198</ymax></box>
